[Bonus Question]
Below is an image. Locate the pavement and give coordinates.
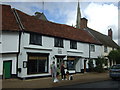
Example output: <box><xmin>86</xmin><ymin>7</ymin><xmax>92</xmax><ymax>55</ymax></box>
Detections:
<box><xmin>2</xmin><ymin>71</ymin><xmax>110</xmax><ymax>89</ymax></box>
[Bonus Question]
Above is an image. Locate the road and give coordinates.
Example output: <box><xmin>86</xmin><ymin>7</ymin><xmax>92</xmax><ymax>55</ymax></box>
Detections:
<box><xmin>56</xmin><ymin>80</ymin><xmax>120</xmax><ymax>88</ymax></box>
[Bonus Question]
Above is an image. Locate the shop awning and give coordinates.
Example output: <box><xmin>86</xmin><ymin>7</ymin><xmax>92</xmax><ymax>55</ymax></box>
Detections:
<box><xmin>55</xmin><ymin>54</ymin><xmax>66</xmax><ymax>58</ymax></box>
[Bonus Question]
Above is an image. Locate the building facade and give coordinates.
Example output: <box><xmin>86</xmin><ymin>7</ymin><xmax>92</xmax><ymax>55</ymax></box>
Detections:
<box><xmin>0</xmin><ymin>4</ymin><xmax>119</xmax><ymax>79</ymax></box>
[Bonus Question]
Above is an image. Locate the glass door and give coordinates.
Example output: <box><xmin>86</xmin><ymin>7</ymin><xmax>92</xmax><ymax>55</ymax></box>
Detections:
<box><xmin>57</xmin><ymin>58</ymin><xmax>63</xmax><ymax>74</ymax></box>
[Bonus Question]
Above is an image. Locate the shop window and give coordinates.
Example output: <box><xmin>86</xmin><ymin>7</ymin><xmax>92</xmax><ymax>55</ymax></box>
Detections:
<box><xmin>67</xmin><ymin>60</ymin><xmax>75</xmax><ymax>70</ymax></box>
<box><xmin>30</xmin><ymin>33</ymin><xmax>42</xmax><ymax>45</ymax></box>
<box><xmin>27</xmin><ymin>53</ymin><xmax>48</xmax><ymax>74</ymax></box>
<box><xmin>67</xmin><ymin>57</ymin><xmax>75</xmax><ymax>70</ymax></box>
<box><xmin>70</xmin><ymin>40</ymin><xmax>77</xmax><ymax>49</ymax></box>
<box><xmin>54</xmin><ymin>38</ymin><xmax>63</xmax><ymax>48</ymax></box>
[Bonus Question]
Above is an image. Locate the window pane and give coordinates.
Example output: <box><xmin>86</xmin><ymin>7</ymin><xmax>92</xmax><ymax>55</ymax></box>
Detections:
<box><xmin>27</xmin><ymin>54</ymin><xmax>48</xmax><ymax>74</ymax></box>
<box><xmin>104</xmin><ymin>46</ymin><xmax>107</xmax><ymax>53</ymax></box>
<box><xmin>67</xmin><ymin>60</ymin><xmax>75</xmax><ymax>70</ymax></box>
<box><xmin>90</xmin><ymin>45</ymin><xmax>95</xmax><ymax>52</ymax></box>
<box><xmin>30</xmin><ymin>33</ymin><xmax>42</xmax><ymax>45</ymax></box>
<box><xmin>70</xmin><ymin>40</ymin><xmax>77</xmax><ymax>49</ymax></box>
<box><xmin>28</xmin><ymin>60</ymin><xmax>37</xmax><ymax>74</ymax></box>
<box><xmin>38</xmin><ymin>60</ymin><xmax>46</xmax><ymax>73</ymax></box>
<box><xmin>54</xmin><ymin>38</ymin><xmax>63</xmax><ymax>47</ymax></box>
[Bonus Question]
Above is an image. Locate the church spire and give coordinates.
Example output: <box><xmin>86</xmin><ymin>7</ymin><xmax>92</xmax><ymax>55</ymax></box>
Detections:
<box><xmin>76</xmin><ymin>1</ymin><xmax>81</xmax><ymax>29</ymax></box>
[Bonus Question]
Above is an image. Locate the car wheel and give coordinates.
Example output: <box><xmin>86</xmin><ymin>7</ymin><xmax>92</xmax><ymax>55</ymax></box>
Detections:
<box><xmin>111</xmin><ymin>77</ymin><xmax>116</xmax><ymax>80</ymax></box>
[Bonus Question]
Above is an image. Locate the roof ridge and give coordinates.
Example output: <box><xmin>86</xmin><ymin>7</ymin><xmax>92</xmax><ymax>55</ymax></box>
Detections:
<box><xmin>86</xmin><ymin>28</ymin><xmax>102</xmax><ymax>45</ymax></box>
<box><xmin>87</xmin><ymin>27</ymin><xmax>108</xmax><ymax>37</ymax></box>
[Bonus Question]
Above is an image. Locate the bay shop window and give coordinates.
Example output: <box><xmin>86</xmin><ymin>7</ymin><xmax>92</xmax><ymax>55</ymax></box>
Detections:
<box><xmin>27</xmin><ymin>53</ymin><xmax>49</xmax><ymax>74</ymax></box>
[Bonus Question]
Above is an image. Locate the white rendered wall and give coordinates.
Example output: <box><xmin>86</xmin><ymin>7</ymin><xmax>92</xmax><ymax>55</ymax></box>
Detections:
<box><xmin>2</xmin><ymin>31</ymin><xmax>19</xmax><ymax>53</ymax></box>
<box><xmin>0</xmin><ymin>56</ymin><xmax>2</xmax><ymax>75</ymax></box>
<box><xmin>18</xmin><ymin>32</ymin><xmax>103</xmax><ymax>78</ymax></box>
<box><xmin>0</xmin><ymin>31</ymin><xmax>2</xmax><ymax>75</ymax></box>
<box><xmin>82</xmin><ymin>43</ymin><xmax>89</xmax><ymax>58</ymax></box>
<box><xmin>90</xmin><ymin>45</ymin><xmax>102</xmax><ymax>58</ymax></box>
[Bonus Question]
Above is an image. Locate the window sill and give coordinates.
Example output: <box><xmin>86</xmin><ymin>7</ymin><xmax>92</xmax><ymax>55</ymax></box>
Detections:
<box><xmin>67</xmin><ymin>49</ymin><xmax>83</xmax><ymax>54</ymax></box>
<box><xmin>54</xmin><ymin>46</ymin><xmax>64</xmax><ymax>48</ymax></box>
<box><xmin>24</xmin><ymin>45</ymin><xmax>52</xmax><ymax>51</ymax></box>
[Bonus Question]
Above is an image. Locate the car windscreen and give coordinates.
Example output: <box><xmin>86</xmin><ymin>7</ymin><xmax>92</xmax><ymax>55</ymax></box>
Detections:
<box><xmin>111</xmin><ymin>65</ymin><xmax>120</xmax><ymax>69</ymax></box>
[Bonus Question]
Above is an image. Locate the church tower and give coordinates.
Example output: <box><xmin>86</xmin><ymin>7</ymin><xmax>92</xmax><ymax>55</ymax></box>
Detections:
<box><xmin>76</xmin><ymin>1</ymin><xmax>81</xmax><ymax>29</ymax></box>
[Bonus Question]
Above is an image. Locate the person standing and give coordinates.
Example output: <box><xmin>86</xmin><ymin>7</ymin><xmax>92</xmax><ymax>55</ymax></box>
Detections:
<box><xmin>60</xmin><ymin>62</ymin><xmax>66</xmax><ymax>80</ymax></box>
<box><xmin>50</xmin><ymin>61</ymin><xmax>59</xmax><ymax>83</ymax></box>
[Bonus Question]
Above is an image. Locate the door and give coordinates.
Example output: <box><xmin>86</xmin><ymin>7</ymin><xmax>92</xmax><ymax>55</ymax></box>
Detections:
<box><xmin>57</xmin><ymin>58</ymin><xmax>63</xmax><ymax>74</ymax></box>
<box><xmin>84</xmin><ymin>60</ymin><xmax>87</xmax><ymax>73</ymax></box>
<box><xmin>3</xmin><ymin>61</ymin><xmax>12</xmax><ymax>79</ymax></box>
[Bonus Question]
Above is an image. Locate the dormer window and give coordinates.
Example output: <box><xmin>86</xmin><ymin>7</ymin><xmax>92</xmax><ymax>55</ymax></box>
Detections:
<box><xmin>30</xmin><ymin>33</ymin><xmax>42</xmax><ymax>45</ymax></box>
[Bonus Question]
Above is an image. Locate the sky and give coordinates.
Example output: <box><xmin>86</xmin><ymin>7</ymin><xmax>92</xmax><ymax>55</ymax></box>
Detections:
<box><xmin>1</xmin><ymin>0</ymin><xmax>119</xmax><ymax>44</ymax></box>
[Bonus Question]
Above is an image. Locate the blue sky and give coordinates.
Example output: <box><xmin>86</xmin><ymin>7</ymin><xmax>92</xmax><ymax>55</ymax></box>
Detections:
<box><xmin>1</xmin><ymin>1</ymin><xmax>119</xmax><ymax>44</ymax></box>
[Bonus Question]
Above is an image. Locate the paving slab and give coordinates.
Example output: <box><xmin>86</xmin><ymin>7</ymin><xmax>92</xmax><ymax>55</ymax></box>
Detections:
<box><xmin>2</xmin><ymin>72</ymin><xmax>110</xmax><ymax>88</ymax></box>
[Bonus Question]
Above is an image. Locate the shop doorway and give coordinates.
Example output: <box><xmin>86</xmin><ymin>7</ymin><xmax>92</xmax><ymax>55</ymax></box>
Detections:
<box><xmin>56</xmin><ymin>58</ymin><xmax>64</xmax><ymax>75</ymax></box>
<box><xmin>84</xmin><ymin>60</ymin><xmax>87</xmax><ymax>73</ymax></box>
<box><xmin>3</xmin><ymin>61</ymin><xmax>12</xmax><ymax>79</ymax></box>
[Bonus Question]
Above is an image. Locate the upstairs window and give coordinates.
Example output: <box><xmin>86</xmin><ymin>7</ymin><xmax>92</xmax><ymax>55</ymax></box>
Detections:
<box><xmin>54</xmin><ymin>38</ymin><xmax>63</xmax><ymax>48</ymax></box>
<box><xmin>90</xmin><ymin>44</ymin><xmax>95</xmax><ymax>52</ymax></box>
<box><xmin>30</xmin><ymin>33</ymin><xmax>42</xmax><ymax>45</ymax></box>
<box><xmin>104</xmin><ymin>46</ymin><xmax>108</xmax><ymax>53</ymax></box>
<box><xmin>70</xmin><ymin>40</ymin><xmax>77</xmax><ymax>49</ymax></box>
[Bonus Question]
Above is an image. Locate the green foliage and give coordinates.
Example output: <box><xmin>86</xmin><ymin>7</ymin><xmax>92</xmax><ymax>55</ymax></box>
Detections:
<box><xmin>88</xmin><ymin>59</ymin><xmax>94</xmax><ymax>72</ymax></box>
<box><xmin>108</xmin><ymin>49</ymin><xmax>120</xmax><ymax>64</ymax></box>
<box><xmin>94</xmin><ymin>57</ymin><xmax>106</xmax><ymax>73</ymax></box>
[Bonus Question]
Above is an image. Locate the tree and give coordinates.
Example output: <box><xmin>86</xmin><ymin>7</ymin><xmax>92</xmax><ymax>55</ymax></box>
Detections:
<box><xmin>108</xmin><ymin>49</ymin><xmax>120</xmax><ymax>65</ymax></box>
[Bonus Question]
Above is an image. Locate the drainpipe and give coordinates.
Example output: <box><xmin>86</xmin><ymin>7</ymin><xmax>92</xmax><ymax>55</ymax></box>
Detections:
<box><xmin>89</xmin><ymin>43</ymin><xmax>91</xmax><ymax>60</ymax></box>
<box><xmin>12</xmin><ymin>8</ymin><xmax>25</xmax><ymax>78</ymax></box>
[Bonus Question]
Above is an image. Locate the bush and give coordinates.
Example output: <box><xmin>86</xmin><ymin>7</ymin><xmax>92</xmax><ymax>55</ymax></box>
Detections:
<box><xmin>88</xmin><ymin>59</ymin><xmax>94</xmax><ymax>72</ymax></box>
<box><xmin>94</xmin><ymin>57</ymin><xmax>106</xmax><ymax>73</ymax></box>
<box><xmin>94</xmin><ymin>66</ymin><xmax>105</xmax><ymax>73</ymax></box>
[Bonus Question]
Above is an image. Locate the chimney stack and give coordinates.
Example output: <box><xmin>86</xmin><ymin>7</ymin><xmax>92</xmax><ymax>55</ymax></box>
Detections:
<box><xmin>80</xmin><ymin>18</ymin><xmax>88</xmax><ymax>30</ymax></box>
<box><xmin>108</xmin><ymin>28</ymin><xmax>112</xmax><ymax>39</ymax></box>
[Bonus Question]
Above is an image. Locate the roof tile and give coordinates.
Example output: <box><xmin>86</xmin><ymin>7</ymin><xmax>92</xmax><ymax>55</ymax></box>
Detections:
<box><xmin>16</xmin><ymin>9</ymin><xmax>101</xmax><ymax>44</ymax></box>
<box><xmin>1</xmin><ymin>4</ymin><xmax>20</xmax><ymax>31</ymax></box>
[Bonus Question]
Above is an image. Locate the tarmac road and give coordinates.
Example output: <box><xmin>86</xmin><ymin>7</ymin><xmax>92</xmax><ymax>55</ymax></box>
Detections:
<box><xmin>2</xmin><ymin>72</ymin><xmax>110</xmax><ymax>88</ymax></box>
<box><xmin>56</xmin><ymin>79</ymin><xmax>120</xmax><ymax>88</ymax></box>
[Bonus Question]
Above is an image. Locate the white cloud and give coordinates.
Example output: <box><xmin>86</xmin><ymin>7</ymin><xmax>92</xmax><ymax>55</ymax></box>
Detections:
<box><xmin>65</xmin><ymin>2</ymin><xmax>118</xmax><ymax>43</ymax></box>
<box><xmin>84</xmin><ymin>3</ymin><xmax>117</xmax><ymax>31</ymax></box>
<box><xmin>83</xmin><ymin>3</ymin><xmax>118</xmax><ymax>43</ymax></box>
<box><xmin>1</xmin><ymin>0</ymin><xmax>119</xmax><ymax>2</ymax></box>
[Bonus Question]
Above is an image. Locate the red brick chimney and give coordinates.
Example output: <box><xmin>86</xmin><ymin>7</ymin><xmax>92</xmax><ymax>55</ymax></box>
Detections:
<box><xmin>108</xmin><ymin>28</ymin><xmax>112</xmax><ymax>39</ymax></box>
<box><xmin>80</xmin><ymin>18</ymin><xmax>88</xmax><ymax>30</ymax></box>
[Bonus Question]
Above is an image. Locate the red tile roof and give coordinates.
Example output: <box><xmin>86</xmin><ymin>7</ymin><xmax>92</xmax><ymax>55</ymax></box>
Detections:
<box><xmin>1</xmin><ymin>4</ymin><xmax>101</xmax><ymax>45</ymax></box>
<box><xmin>1</xmin><ymin>4</ymin><xmax>20</xmax><ymax>31</ymax></box>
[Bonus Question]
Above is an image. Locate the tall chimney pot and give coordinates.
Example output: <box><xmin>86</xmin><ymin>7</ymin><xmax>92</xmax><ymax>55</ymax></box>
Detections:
<box><xmin>80</xmin><ymin>18</ymin><xmax>88</xmax><ymax>30</ymax></box>
<box><xmin>108</xmin><ymin>28</ymin><xmax>112</xmax><ymax>39</ymax></box>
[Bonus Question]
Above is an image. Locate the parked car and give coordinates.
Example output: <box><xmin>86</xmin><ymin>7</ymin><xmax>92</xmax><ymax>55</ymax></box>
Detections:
<box><xmin>109</xmin><ymin>64</ymin><xmax>120</xmax><ymax>80</ymax></box>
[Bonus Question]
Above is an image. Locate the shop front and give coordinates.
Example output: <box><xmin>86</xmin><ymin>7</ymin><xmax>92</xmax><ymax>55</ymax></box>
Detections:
<box><xmin>66</xmin><ymin>56</ymin><xmax>77</xmax><ymax>73</ymax></box>
<box><xmin>27</xmin><ymin>53</ymin><xmax>49</xmax><ymax>75</ymax></box>
<box><xmin>55</xmin><ymin>55</ymin><xmax>66</xmax><ymax>74</ymax></box>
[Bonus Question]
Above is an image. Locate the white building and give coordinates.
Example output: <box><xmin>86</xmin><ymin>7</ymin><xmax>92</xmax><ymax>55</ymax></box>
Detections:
<box><xmin>0</xmin><ymin>4</ymin><xmax>118</xmax><ymax>79</ymax></box>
